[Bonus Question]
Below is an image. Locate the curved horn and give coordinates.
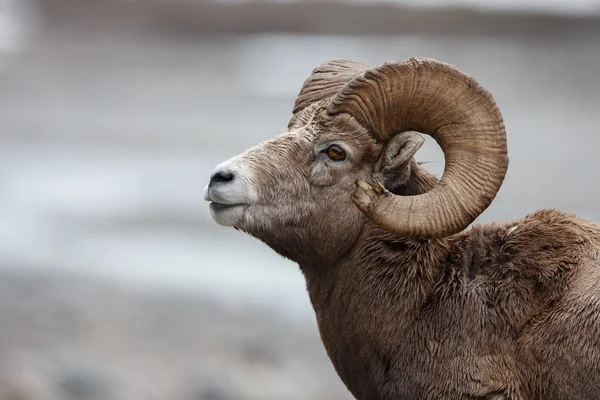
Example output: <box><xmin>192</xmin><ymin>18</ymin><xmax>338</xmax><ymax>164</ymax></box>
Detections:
<box><xmin>289</xmin><ymin>60</ymin><xmax>368</xmax><ymax>129</ymax></box>
<box><xmin>328</xmin><ymin>58</ymin><xmax>508</xmax><ymax>239</ymax></box>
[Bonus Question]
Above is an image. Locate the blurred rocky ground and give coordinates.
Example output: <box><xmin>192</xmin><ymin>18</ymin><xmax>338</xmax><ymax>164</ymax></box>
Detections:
<box><xmin>0</xmin><ymin>270</ymin><xmax>349</xmax><ymax>400</ymax></box>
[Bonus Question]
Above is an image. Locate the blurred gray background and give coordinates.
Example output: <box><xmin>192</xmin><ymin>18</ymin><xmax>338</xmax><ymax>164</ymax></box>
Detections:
<box><xmin>1</xmin><ymin>0</ymin><xmax>599</xmax><ymax>398</ymax></box>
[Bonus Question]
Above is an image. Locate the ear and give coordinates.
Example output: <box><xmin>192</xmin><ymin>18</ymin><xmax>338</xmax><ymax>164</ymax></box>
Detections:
<box><xmin>375</xmin><ymin>131</ymin><xmax>425</xmax><ymax>192</ymax></box>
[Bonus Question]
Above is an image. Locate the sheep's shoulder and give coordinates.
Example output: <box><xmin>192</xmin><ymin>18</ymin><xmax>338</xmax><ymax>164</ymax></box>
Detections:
<box><xmin>438</xmin><ymin>210</ymin><xmax>600</xmax><ymax>329</ymax></box>
<box><xmin>453</xmin><ymin>209</ymin><xmax>598</xmax><ymax>281</ymax></box>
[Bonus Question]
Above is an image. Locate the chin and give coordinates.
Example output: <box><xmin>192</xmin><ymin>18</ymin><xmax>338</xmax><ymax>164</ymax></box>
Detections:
<box><xmin>209</xmin><ymin>203</ymin><xmax>248</xmax><ymax>227</ymax></box>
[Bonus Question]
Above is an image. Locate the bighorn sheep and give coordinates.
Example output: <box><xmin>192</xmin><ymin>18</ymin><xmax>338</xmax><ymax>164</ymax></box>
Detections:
<box><xmin>203</xmin><ymin>58</ymin><xmax>600</xmax><ymax>399</ymax></box>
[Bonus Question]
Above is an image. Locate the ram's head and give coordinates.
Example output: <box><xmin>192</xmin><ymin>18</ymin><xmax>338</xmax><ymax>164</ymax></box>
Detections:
<box><xmin>204</xmin><ymin>58</ymin><xmax>508</xmax><ymax>264</ymax></box>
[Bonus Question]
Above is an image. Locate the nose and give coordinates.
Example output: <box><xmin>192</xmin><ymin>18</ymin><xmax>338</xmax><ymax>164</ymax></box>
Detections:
<box><xmin>204</xmin><ymin>159</ymin><xmax>255</xmax><ymax>207</ymax></box>
<box><xmin>209</xmin><ymin>167</ymin><xmax>235</xmax><ymax>187</ymax></box>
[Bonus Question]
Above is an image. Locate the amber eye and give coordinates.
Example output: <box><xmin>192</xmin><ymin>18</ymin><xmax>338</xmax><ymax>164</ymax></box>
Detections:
<box><xmin>326</xmin><ymin>144</ymin><xmax>346</xmax><ymax>161</ymax></box>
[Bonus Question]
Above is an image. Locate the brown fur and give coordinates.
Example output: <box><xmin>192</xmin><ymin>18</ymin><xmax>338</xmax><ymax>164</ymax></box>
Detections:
<box><xmin>305</xmin><ymin>206</ymin><xmax>600</xmax><ymax>399</ymax></box>
<box><xmin>210</xmin><ymin>89</ymin><xmax>600</xmax><ymax>400</ymax></box>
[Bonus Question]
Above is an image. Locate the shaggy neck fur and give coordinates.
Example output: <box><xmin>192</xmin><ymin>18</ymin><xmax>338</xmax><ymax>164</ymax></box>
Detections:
<box><xmin>301</xmin><ymin>217</ymin><xmax>452</xmax><ymax>399</ymax></box>
<box><xmin>300</xmin><ymin>164</ymin><xmax>448</xmax><ymax>397</ymax></box>
<box><xmin>297</xmin><ymin>164</ymin><xmax>600</xmax><ymax>399</ymax></box>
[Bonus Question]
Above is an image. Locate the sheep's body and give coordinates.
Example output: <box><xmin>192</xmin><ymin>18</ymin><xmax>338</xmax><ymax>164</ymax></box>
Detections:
<box><xmin>203</xmin><ymin>58</ymin><xmax>600</xmax><ymax>399</ymax></box>
<box><xmin>306</xmin><ymin>208</ymin><xmax>600</xmax><ymax>399</ymax></box>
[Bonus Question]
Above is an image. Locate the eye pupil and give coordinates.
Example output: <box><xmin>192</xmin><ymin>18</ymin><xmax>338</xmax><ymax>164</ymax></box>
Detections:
<box><xmin>327</xmin><ymin>145</ymin><xmax>346</xmax><ymax>161</ymax></box>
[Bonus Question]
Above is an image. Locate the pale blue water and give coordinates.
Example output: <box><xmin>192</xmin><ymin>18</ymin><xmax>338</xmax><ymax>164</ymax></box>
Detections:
<box><xmin>1</xmin><ymin>29</ymin><xmax>599</xmax><ymax>321</ymax></box>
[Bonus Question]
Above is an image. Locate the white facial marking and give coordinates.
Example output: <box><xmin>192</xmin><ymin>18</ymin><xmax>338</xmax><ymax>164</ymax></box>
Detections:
<box><xmin>205</xmin><ymin>159</ymin><xmax>257</xmax><ymax>205</ymax></box>
<box><xmin>209</xmin><ymin>203</ymin><xmax>248</xmax><ymax>227</ymax></box>
<box><xmin>204</xmin><ymin>157</ymin><xmax>258</xmax><ymax>227</ymax></box>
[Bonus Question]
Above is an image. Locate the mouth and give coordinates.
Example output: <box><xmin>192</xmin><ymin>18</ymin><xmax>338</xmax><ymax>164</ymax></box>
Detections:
<box><xmin>204</xmin><ymin>185</ymin><xmax>249</xmax><ymax>227</ymax></box>
<box><xmin>209</xmin><ymin>202</ymin><xmax>244</xmax><ymax>211</ymax></box>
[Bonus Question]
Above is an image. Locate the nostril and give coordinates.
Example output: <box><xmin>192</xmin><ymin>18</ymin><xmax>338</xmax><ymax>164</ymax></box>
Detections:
<box><xmin>210</xmin><ymin>170</ymin><xmax>235</xmax><ymax>186</ymax></box>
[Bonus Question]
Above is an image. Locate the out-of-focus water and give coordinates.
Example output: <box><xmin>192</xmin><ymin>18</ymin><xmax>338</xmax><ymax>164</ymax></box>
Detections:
<box><xmin>1</xmin><ymin>26</ymin><xmax>600</xmax><ymax>319</ymax></box>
